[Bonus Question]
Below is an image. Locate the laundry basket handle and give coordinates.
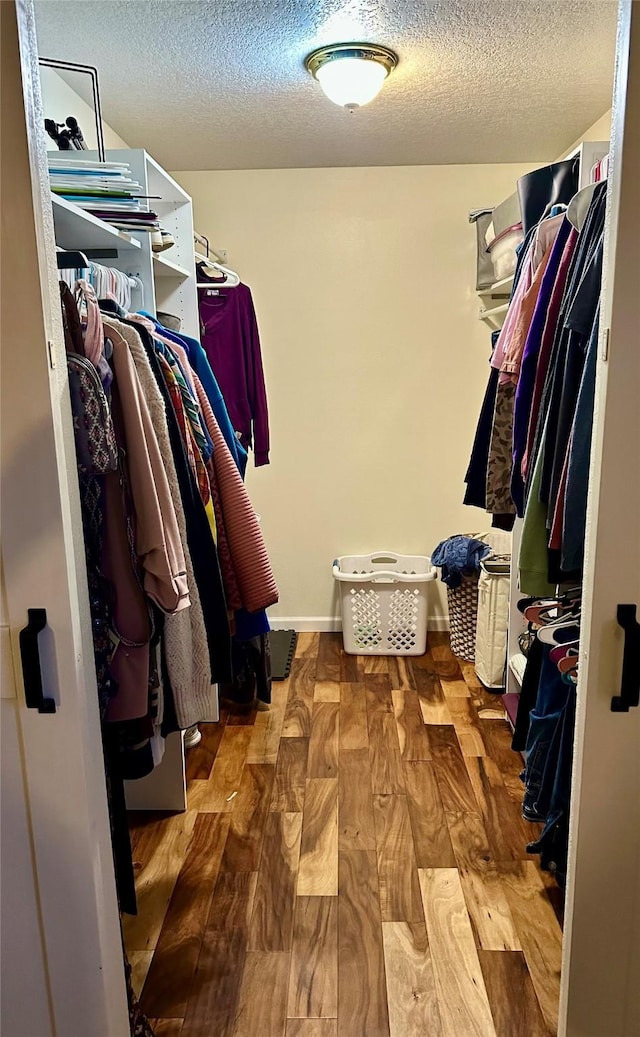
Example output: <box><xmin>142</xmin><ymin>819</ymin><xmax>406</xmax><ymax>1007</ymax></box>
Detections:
<box><xmin>332</xmin><ymin>557</ymin><xmax>437</xmax><ymax>584</ymax></box>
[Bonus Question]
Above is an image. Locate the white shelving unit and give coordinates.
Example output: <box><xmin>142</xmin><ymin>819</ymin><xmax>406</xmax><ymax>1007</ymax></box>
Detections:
<box><xmin>52</xmin><ymin>149</ymin><xmax>201</xmax><ymax>340</ymax></box>
<box><xmin>49</xmin><ymin>149</ymin><xmax>212</xmax><ymax>811</ymax></box>
<box><xmin>109</xmin><ymin>148</ymin><xmax>201</xmax><ymax>338</ymax></box>
<box><xmin>477</xmin><ymin>141</ymin><xmax>609</xmax><ymax>333</ymax></box>
<box><xmin>477</xmin><ymin>273</ymin><xmax>515</xmax><ymax>328</ymax></box>
<box><xmin>483</xmin><ymin>273</ymin><xmax>515</xmax><ymax>297</ymax></box>
<box><xmin>567</xmin><ymin>140</ymin><xmax>610</xmax><ymax>189</ymax></box>
<box><xmin>479</xmin><ymin>301</ymin><xmax>509</xmax><ymax>330</ymax></box>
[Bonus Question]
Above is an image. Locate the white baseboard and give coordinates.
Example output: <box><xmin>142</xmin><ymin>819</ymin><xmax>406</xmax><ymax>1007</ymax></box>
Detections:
<box><xmin>269</xmin><ymin>616</ymin><xmax>450</xmax><ymax>633</ymax></box>
<box><xmin>427</xmin><ymin>616</ymin><xmax>451</xmax><ymax>631</ymax></box>
<box><xmin>269</xmin><ymin>616</ymin><xmax>341</xmax><ymax>632</ymax></box>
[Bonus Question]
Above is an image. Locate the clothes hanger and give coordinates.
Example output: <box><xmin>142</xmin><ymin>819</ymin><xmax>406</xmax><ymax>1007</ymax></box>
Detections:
<box><xmin>194</xmin><ymin>232</ymin><xmax>241</xmax><ymax>288</ymax></box>
<box><xmin>523</xmin><ymin>600</ymin><xmax>581</xmax><ymax>626</ymax></box>
<box><xmin>547</xmin><ymin>203</ymin><xmax>567</xmax><ymax>218</ymax></box>
<box><xmin>195</xmin><ymin>252</ymin><xmax>240</xmax><ymax>288</ymax></box>
<box><xmin>517</xmin><ymin>587</ymin><xmax>581</xmax><ymax>615</ymax></box>
<box><xmin>562</xmin><ymin>665</ymin><xmax>579</xmax><ymax>685</ymax></box>
<box><xmin>550</xmin><ymin>639</ymin><xmax>580</xmax><ymax>665</ymax></box>
<box><xmin>537</xmin><ymin>619</ymin><xmax>581</xmax><ymax>646</ymax></box>
<box><xmin>567</xmin><ymin>182</ymin><xmax>599</xmax><ymax>231</ymax></box>
<box><xmin>518</xmin><ymin>595</ymin><xmax>561</xmax><ymax>615</ymax></box>
<box><xmin>558</xmin><ymin>650</ymin><xmax>580</xmax><ymax>675</ymax></box>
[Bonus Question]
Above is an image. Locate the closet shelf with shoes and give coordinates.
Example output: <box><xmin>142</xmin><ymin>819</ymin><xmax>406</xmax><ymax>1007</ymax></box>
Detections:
<box><xmin>51</xmin><ymin>193</ymin><xmax>142</xmax><ymax>251</ymax></box>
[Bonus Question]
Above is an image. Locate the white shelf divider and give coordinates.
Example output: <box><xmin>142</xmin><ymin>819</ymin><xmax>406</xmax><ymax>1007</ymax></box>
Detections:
<box><xmin>509</xmin><ymin>652</ymin><xmax>527</xmax><ymax>688</ymax></box>
<box><xmin>152</xmin><ymin>252</ymin><xmax>191</xmax><ymax>280</ymax></box>
<box><xmin>478</xmin><ymin>273</ymin><xmax>514</xmax><ymax>300</ymax></box>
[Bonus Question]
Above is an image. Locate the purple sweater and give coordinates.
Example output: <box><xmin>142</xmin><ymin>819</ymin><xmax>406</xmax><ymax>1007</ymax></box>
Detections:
<box><xmin>198</xmin><ymin>282</ymin><xmax>270</xmax><ymax>466</ymax></box>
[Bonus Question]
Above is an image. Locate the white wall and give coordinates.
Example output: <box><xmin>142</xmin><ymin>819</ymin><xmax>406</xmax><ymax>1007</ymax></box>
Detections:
<box><xmin>176</xmin><ymin>163</ymin><xmax>536</xmax><ymax>626</ymax></box>
<box><xmin>39</xmin><ymin>67</ymin><xmax>128</xmax><ymax>151</ymax></box>
<box><xmin>562</xmin><ymin>109</ymin><xmax>611</xmax><ymax>156</ymax></box>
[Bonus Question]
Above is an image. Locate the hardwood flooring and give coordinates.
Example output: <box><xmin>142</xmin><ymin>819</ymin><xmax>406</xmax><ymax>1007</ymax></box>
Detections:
<box><xmin>127</xmin><ymin>632</ymin><xmax>562</xmax><ymax>1037</ymax></box>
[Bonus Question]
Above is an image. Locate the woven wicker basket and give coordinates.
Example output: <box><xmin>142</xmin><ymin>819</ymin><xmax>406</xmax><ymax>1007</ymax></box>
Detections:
<box><xmin>441</xmin><ymin>530</ymin><xmax>512</xmax><ymax>663</ymax></box>
<box><xmin>447</xmin><ymin>575</ymin><xmax>480</xmax><ymax>661</ymax></box>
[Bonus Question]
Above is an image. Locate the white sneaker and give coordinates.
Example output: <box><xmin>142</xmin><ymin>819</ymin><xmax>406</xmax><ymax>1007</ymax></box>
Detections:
<box><xmin>184</xmin><ymin>724</ymin><xmax>202</xmax><ymax>748</ymax></box>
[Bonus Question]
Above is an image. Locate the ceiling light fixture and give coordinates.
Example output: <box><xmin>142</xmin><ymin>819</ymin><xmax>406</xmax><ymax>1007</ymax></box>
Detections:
<box><xmin>305</xmin><ymin>43</ymin><xmax>398</xmax><ymax>111</ymax></box>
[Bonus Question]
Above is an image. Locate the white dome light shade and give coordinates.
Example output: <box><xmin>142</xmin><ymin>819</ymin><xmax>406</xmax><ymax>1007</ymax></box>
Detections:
<box><xmin>305</xmin><ymin>44</ymin><xmax>398</xmax><ymax>111</ymax></box>
<box><xmin>316</xmin><ymin>56</ymin><xmax>388</xmax><ymax>108</ymax></box>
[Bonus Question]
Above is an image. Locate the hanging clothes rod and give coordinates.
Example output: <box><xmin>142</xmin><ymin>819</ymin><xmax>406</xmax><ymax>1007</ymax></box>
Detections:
<box><xmin>56</xmin><ymin>248</ymin><xmax>89</xmax><ymax>269</ymax></box>
<box><xmin>56</xmin><ymin>252</ymin><xmax>139</xmax><ymax>289</ymax></box>
<box><xmin>194</xmin><ymin>231</ymin><xmax>226</xmax><ymax>264</ymax></box>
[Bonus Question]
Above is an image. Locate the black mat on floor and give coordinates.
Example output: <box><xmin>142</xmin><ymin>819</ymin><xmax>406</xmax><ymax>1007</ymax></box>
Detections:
<box><xmin>269</xmin><ymin>629</ymin><xmax>297</xmax><ymax>681</ymax></box>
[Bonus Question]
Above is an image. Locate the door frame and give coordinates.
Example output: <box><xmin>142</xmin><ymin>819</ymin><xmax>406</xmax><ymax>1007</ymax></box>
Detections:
<box><xmin>1</xmin><ymin>1</ymin><xmax>128</xmax><ymax>1032</ymax></box>
<box><xmin>4</xmin><ymin>0</ymin><xmax>640</xmax><ymax>1034</ymax></box>
<box><xmin>559</xmin><ymin>2</ymin><xmax>640</xmax><ymax>1035</ymax></box>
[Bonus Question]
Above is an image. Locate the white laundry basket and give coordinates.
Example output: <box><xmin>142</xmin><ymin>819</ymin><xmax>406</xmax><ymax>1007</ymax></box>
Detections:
<box><xmin>333</xmin><ymin>552</ymin><xmax>437</xmax><ymax>656</ymax></box>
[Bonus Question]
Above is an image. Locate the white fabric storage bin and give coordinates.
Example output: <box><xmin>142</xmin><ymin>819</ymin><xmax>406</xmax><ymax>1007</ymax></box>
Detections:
<box><xmin>474</xmin><ymin>556</ymin><xmax>511</xmax><ymax>689</ymax></box>
<box><xmin>484</xmin><ymin>191</ymin><xmax>521</xmax><ymax>246</ymax></box>
<box><xmin>487</xmin><ymin>222</ymin><xmax>524</xmax><ymax>280</ymax></box>
<box><xmin>333</xmin><ymin>552</ymin><xmax>437</xmax><ymax>656</ymax></box>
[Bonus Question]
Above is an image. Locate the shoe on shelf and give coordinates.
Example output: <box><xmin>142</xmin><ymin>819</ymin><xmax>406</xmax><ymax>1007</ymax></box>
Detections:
<box><xmin>159</xmin><ymin>229</ymin><xmax>175</xmax><ymax>251</ymax></box>
<box><xmin>151</xmin><ymin>228</ymin><xmax>175</xmax><ymax>253</ymax></box>
<box><xmin>157</xmin><ymin>310</ymin><xmax>182</xmax><ymax>332</ymax></box>
<box><xmin>184</xmin><ymin>724</ymin><xmax>202</xmax><ymax>748</ymax></box>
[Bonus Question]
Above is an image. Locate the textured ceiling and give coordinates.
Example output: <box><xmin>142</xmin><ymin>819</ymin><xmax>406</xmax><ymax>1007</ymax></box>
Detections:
<box><xmin>34</xmin><ymin>0</ymin><xmax>617</xmax><ymax>171</ymax></box>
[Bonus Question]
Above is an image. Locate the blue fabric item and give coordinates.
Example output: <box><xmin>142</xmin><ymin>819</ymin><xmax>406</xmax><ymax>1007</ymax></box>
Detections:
<box><xmin>200</xmin><ymin>419</ymin><xmax>214</xmax><ymax>462</ymax></box>
<box><xmin>138</xmin><ymin>312</ymin><xmax>248</xmax><ymax>476</ymax></box>
<box><xmin>512</xmin><ymin>217</ymin><xmax>573</xmax><ymax>516</ymax></box>
<box><xmin>235</xmin><ymin>608</ymin><xmax>271</xmax><ymax>640</ymax></box>
<box><xmin>522</xmin><ymin>644</ymin><xmax>571</xmax><ymax>822</ymax></box>
<box><xmin>525</xmin><ymin>684</ymin><xmax>576</xmax><ymax>886</ymax></box>
<box><xmin>561</xmin><ymin>310</ymin><xmax>599</xmax><ymax>573</ymax></box>
<box><xmin>432</xmin><ymin>535</ymin><xmax>491</xmax><ymax>589</ymax></box>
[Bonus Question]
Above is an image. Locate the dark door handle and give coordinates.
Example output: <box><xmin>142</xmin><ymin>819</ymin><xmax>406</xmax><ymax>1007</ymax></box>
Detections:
<box><xmin>19</xmin><ymin>609</ymin><xmax>56</xmax><ymax>714</ymax></box>
<box><xmin>611</xmin><ymin>604</ymin><xmax>640</xmax><ymax>712</ymax></box>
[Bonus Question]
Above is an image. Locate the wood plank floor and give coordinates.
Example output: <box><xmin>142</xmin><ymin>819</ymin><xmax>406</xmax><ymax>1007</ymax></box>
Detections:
<box><xmin>126</xmin><ymin>632</ymin><xmax>561</xmax><ymax>1037</ymax></box>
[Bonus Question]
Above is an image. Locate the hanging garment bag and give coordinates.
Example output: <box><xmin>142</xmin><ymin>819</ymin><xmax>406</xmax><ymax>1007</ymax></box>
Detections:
<box><xmin>517</xmin><ymin>158</ymin><xmax>579</xmax><ymax>234</ymax></box>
